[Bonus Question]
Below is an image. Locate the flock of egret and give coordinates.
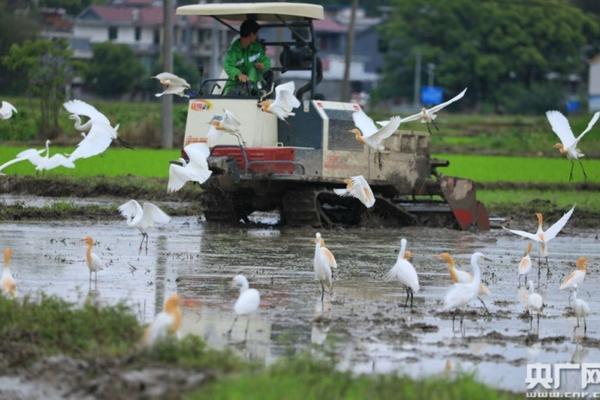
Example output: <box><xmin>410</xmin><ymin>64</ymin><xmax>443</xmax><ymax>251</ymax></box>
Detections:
<box><xmin>0</xmin><ymin>79</ymin><xmax>597</xmax><ymax>346</ymax></box>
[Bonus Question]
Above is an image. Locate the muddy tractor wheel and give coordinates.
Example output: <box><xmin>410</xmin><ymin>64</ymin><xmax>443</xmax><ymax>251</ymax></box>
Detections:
<box><xmin>201</xmin><ymin>187</ymin><xmax>252</xmax><ymax>224</ymax></box>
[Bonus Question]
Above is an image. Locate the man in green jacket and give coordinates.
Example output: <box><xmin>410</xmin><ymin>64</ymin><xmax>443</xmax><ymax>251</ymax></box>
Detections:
<box><xmin>223</xmin><ymin>19</ymin><xmax>271</xmax><ymax>95</ymax></box>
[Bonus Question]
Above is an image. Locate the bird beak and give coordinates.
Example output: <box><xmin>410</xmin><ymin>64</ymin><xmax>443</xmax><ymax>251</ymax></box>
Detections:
<box><xmin>482</xmin><ymin>256</ymin><xmax>493</xmax><ymax>262</ymax></box>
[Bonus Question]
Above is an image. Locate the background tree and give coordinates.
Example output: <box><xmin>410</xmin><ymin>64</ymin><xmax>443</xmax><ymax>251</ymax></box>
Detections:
<box><xmin>85</xmin><ymin>42</ymin><xmax>145</xmax><ymax>97</ymax></box>
<box><xmin>3</xmin><ymin>39</ymin><xmax>72</xmax><ymax>139</ymax></box>
<box><xmin>379</xmin><ymin>0</ymin><xmax>597</xmax><ymax>112</ymax></box>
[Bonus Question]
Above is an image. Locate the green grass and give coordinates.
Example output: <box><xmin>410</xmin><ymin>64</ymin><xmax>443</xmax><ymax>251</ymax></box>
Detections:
<box><xmin>0</xmin><ymin>146</ymin><xmax>178</xmax><ymax>177</ymax></box>
<box><xmin>188</xmin><ymin>356</ymin><xmax>517</xmax><ymax>400</ymax></box>
<box><xmin>478</xmin><ymin>190</ymin><xmax>600</xmax><ymax>212</ymax></box>
<box><xmin>436</xmin><ymin>154</ymin><xmax>600</xmax><ymax>184</ymax></box>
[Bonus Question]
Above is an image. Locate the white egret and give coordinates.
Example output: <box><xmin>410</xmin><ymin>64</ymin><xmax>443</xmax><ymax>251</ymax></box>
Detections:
<box><xmin>385</xmin><ymin>238</ymin><xmax>419</xmax><ymax>309</ymax></box>
<box><xmin>503</xmin><ymin>206</ymin><xmax>575</xmax><ymax>277</ymax></box>
<box><xmin>83</xmin><ymin>236</ymin><xmax>107</xmax><ymax>282</ymax></box>
<box><xmin>438</xmin><ymin>252</ymin><xmax>490</xmax><ymax>313</ymax></box>
<box><xmin>154</xmin><ymin>72</ymin><xmax>190</xmax><ymax>97</ymax></box>
<box><xmin>118</xmin><ymin>200</ymin><xmax>171</xmax><ymax>252</ymax></box>
<box><xmin>518</xmin><ymin>243</ymin><xmax>533</xmax><ymax>287</ymax></box>
<box><xmin>167</xmin><ymin>143</ymin><xmax>212</xmax><ymax>192</ymax></box>
<box><xmin>350</xmin><ymin>109</ymin><xmax>402</xmax><ymax>152</ymax></box>
<box><xmin>333</xmin><ymin>175</ymin><xmax>376</xmax><ymax>208</ymax></box>
<box><xmin>142</xmin><ymin>293</ymin><xmax>183</xmax><ymax>346</ymax></box>
<box><xmin>0</xmin><ymin>140</ymin><xmax>73</xmax><ymax>174</ymax></box>
<box><xmin>63</xmin><ymin>99</ymin><xmax>126</xmax><ymax>161</ymax></box>
<box><xmin>526</xmin><ymin>281</ymin><xmax>543</xmax><ymax>332</ymax></box>
<box><xmin>570</xmin><ymin>284</ymin><xmax>590</xmax><ymax>334</ymax></box>
<box><xmin>0</xmin><ymin>101</ymin><xmax>17</xmax><ymax>120</ymax></box>
<box><xmin>313</xmin><ymin>232</ymin><xmax>337</xmax><ymax>302</ymax></box>
<box><xmin>560</xmin><ymin>256</ymin><xmax>587</xmax><ymax>292</ymax></box>
<box><xmin>209</xmin><ymin>109</ymin><xmax>245</xmax><ymax>145</ymax></box>
<box><xmin>259</xmin><ymin>81</ymin><xmax>301</xmax><ymax>121</ymax></box>
<box><xmin>397</xmin><ymin>88</ymin><xmax>467</xmax><ymax>134</ymax></box>
<box><xmin>227</xmin><ymin>274</ymin><xmax>260</xmax><ymax>339</ymax></box>
<box><xmin>442</xmin><ymin>252</ymin><xmax>489</xmax><ymax>331</ymax></box>
<box><xmin>546</xmin><ymin>110</ymin><xmax>600</xmax><ymax>181</ymax></box>
<box><xmin>1</xmin><ymin>248</ymin><xmax>16</xmax><ymax>298</ymax></box>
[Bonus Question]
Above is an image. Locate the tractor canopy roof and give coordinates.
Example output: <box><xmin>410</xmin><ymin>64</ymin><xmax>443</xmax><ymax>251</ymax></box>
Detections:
<box><xmin>176</xmin><ymin>2</ymin><xmax>324</xmax><ymax>21</ymax></box>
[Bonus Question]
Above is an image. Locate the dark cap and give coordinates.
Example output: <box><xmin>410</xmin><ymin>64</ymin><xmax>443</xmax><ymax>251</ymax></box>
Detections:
<box><xmin>240</xmin><ymin>19</ymin><xmax>260</xmax><ymax>37</ymax></box>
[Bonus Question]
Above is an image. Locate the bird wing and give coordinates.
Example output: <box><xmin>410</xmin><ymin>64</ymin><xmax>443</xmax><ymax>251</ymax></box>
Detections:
<box><xmin>118</xmin><ymin>199</ymin><xmax>142</xmax><ymax>221</ymax></box>
<box><xmin>575</xmin><ymin>111</ymin><xmax>600</xmax><ymax>144</ymax></box>
<box><xmin>167</xmin><ymin>164</ymin><xmax>189</xmax><ymax>192</ymax></box>
<box><xmin>223</xmin><ymin>109</ymin><xmax>241</xmax><ymax>128</ymax></box>
<box><xmin>398</xmin><ymin>111</ymin><xmax>422</xmax><ymax>123</ymax></box>
<box><xmin>154</xmin><ymin>72</ymin><xmax>190</xmax><ymax>88</ymax></box>
<box><xmin>63</xmin><ymin>99</ymin><xmax>110</xmax><ymax>125</ymax></box>
<box><xmin>545</xmin><ymin>110</ymin><xmax>576</xmax><ymax>148</ymax></box>
<box><xmin>544</xmin><ymin>206</ymin><xmax>575</xmax><ymax>241</ymax></box>
<box><xmin>560</xmin><ymin>270</ymin><xmax>583</xmax><ymax>290</ymax></box>
<box><xmin>185</xmin><ymin>143</ymin><xmax>210</xmax><ymax>168</ymax></box>
<box><xmin>502</xmin><ymin>226</ymin><xmax>541</xmax><ymax>242</ymax></box>
<box><xmin>91</xmin><ymin>252</ymin><xmax>107</xmax><ymax>271</ymax></box>
<box><xmin>68</xmin><ymin>122</ymin><xmax>114</xmax><ymax>161</ymax></box>
<box><xmin>321</xmin><ymin>247</ymin><xmax>337</xmax><ymax>269</ymax></box>
<box><xmin>273</xmin><ymin>82</ymin><xmax>300</xmax><ymax>111</ymax></box>
<box><xmin>8</xmin><ymin>149</ymin><xmax>45</xmax><ymax>169</ymax></box>
<box><xmin>142</xmin><ymin>202</ymin><xmax>171</xmax><ymax>224</ymax></box>
<box><xmin>1</xmin><ymin>101</ymin><xmax>17</xmax><ymax>116</ymax></box>
<box><xmin>348</xmin><ymin>175</ymin><xmax>375</xmax><ymax>208</ymax></box>
<box><xmin>367</xmin><ymin>116</ymin><xmax>402</xmax><ymax>143</ymax></box>
<box><xmin>42</xmin><ymin>154</ymin><xmax>75</xmax><ymax>170</ymax></box>
<box><xmin>234</xmin><ymin>288</ymin><xmax>261</xmax><ymax>315</ymax></box>
<box><xmin>352</xmin><ymin>109</ymin><xmax>378</xmax><ymax>137</ymax></box>
<box><xmin>428</xmin><ymin>88</ymin><xmax>467</xmax><ymax>114</ymax></box>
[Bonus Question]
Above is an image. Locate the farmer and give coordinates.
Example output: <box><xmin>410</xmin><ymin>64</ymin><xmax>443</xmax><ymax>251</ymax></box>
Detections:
<box><xmin>223</xmin><ymin>19</ymin><xmax>272</xmax><ymax>95</ymax></box>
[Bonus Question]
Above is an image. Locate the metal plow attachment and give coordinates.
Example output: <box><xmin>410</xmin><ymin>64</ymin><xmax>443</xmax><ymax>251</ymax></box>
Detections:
<box><xmin>439</xmin><ymin>176</ymin><xmax>490</xmax><ymax>231</ymax></box>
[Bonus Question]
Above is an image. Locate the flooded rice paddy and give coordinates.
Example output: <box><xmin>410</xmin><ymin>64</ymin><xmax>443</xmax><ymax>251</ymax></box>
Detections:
<box><xmin>1</xmin><ymin>200</ymin><xmax>600</xmax><ymax>393</ymax></box>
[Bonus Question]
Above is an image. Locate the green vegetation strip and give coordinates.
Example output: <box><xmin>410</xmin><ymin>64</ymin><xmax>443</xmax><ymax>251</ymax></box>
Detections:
<box><xmin>0</xmin><ymin>296</ymin><xmax>516</xmax><ymax>399</ymax></box>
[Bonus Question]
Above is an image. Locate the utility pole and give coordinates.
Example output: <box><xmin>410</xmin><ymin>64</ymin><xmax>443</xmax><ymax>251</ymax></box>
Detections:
<box><xmin>413</xmin><ymin>49</ymin><xmax>421</xmax><ymax>108</ymax></box>
<box><xmin>341</xmin><ymin>0</ymin><xmax>358</xmax><ymax>102</ymax></box>
<box><xmin>427</xmin><ymin>62</ymin><xmax>435</xmax><ymax>86</ymax></box>
<box><xmin>161</xmin><ymin>0</ymin><xmax>173</xmax><ymax>149</ymax></box>
<box><xmin>210</xmin><ymin>4</ymin><xmax>220</xmax><ymax>78</ymax></box>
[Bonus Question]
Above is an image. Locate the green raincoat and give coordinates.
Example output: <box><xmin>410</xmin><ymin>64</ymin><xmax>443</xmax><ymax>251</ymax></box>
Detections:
<box><xmin>223</xmin><ymin>39</ymin><xmax>271</xmax><ymax>94</ymax></box>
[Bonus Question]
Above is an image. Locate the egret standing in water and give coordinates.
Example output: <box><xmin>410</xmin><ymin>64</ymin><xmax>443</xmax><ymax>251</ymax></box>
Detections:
<box><xmin>385</xmin><ymin>238</ymin><xmax>419</xmax><ymax>309</ymax></box>
<box><xmin>526</xmin><ymin>281</ymin><xmax>543</xmax><ymax>333</ymax></box>
<box><xmin>1</xmin><ymin>248</ymin><xmax>16</xmax><ymax>298</ymax></box>
<box><xmin>503</xmin><ymin>206</ymin><xmax>575</xmax><ymax>278</ymax></box>
<box><xmin>570</xmin><ymin>284</ymin><xmax>590</xmax><ymax>335</ymax></box>
<box><xmin>228</xmin><ymin>274</ymin><xmax>260</xmax><ymax>340</ymax></box>
<box><xmin>442</xmin><ymin>252</ymin><xmax>489</xmax><ymax>331</ymax></box>
<box><xmin>560</xmin><ymin>256</ymin><xmax>587</xmax><ymax>298</ymax></box>
<box><xmin>313</xmin><ymin>232</ymin><xmax>337</xmax><ymax>302</ymax></box>
<box><xmin>83</xmin><ymin>236</ymin><xmax>107</xmax><ymax>282</ymax></box>
<box><xmin>118</xmin><ymin>200</ymin><xmax>171</xmax><ymax>252</ymax></box>
<box><xmin>438</xmin><ymin>252</ymin><xmax>490</xmax><ymax>313</ymax></box>
<box><xmin>518</xmin><ymin>243</ymin><xmax>533</xmax><ymax>287</ymax></box>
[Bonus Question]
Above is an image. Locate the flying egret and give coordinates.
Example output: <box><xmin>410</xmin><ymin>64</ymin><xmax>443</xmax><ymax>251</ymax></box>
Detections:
<box><xmin>526</xmin><ymin>280</ymin><xmax>543</xmax><ymax>333</ymax></box>
<box><xmin>350</xmin><ymin>109</ymin><xmax>402</xmax><ymax>152</ymax></box>
<box><xmin>385</xmin><ymin>238</ymin><xmax>419</xmax><ymax>309</ymax></box>
<box><xmin>570</xmin><ymin>284</ymin><xmax>590</xmax><ymax>335</ymax></box>
<box><xmin>518</xmin><ymin>243</ymin><xmax>533</xmax><ymax>287</ymax></box>
<box><xmin>227</xmin><ymin>274</ymin><xmax>260</xmax><ymax>339</ymax></box>
<box><xmin>209</xmin><ymin>109</ymin><xmax>245</xmax><ymax>145</ymax></box>
<box><xmin>1</xmin><ymin>248</ymin><xmax>16</xmax><ymax>298</ymax></box>
<box><xmin>154</xmin><ymin>72</ymin><xmax>191</xmax><ymax>97</ymax></box>
<box><xmin>118</xmin><ymin>200</ymin><xmax>171</xmax><ymax>252</ymax></box>
<box><xmin>560</xmin><ymin>256</ymin><xmax>587</xmax><ymax>295</ymax></box>
<box><xmin>167</xmin><ymin>143</ymin><xmax>212</xmax><ymax>192</ymax></box>
<box><xmin>546</xmin><ymin>110</ymin><xmax>600</xmax><ymax>181</ymax></box>
<box><xmin>503</xmin><ymin>206</ymin><xmax>575</xmax><ymax>278</ymax></box>
<box><xmin>442</xmin><ymin>252</ymin><xmax>489</xmax><ymax>331</ymax></box>
<box><xmin>0</xmin><ymin>140</ymin><xmax>73</xmax><ymax>174</ymax></box>
<box><xmin>142</xmin><ymin>293</ymin><xmax>183</xmax><ymax>346</ymax></box>
<box><xmin>0</xmin><ymin>142</ymin><xmax>47</xmax><ymax>174</ymax></box>
<box><xmin>83</xmin><ymin>236</ymin><xmax>107</xmax><ymax>282</ymax></box>
<box><xmin>63</xmin><ymin>99</ymin><xmax>128</xmax><ymax>161</ymax></box>
<box><xmin>333</xmin><ymin>175</ymin><xmax>376</xmax><ymax>208</ymax></box>
<box><xmin>313</xmin><ymin>232</ymin><xmax>337</xmax><ymax>302</ymax></box>
<box><xmin>259</xmin><ymin>81</ymin><xmax>301</xmax><ymax>121</ymax></box>
<box><xmin>397</xmin><ymin>88</ymin><xmax>467</xmax><ymax>134</ymax></box>
<box><xmin>0</xmin><ymin>101</ymin><xmax>17</xmax><ymax>120</ymax></box>
<box><xmin>438</xmin><ymin>252</ymin><xmax>490</xmax><ymax>313</ymax></box>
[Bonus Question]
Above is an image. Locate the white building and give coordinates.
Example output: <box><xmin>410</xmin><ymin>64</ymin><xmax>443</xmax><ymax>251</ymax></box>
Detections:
<box><xmin>589</xmin><ymin>54</ymin><xmax>600</xmax><ymax>111</ymax></box>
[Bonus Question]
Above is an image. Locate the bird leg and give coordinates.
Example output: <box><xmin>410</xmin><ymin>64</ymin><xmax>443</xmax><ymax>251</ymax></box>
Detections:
<box><xmin>545</xmin><ymin>257</ymin><xmax>550</xmax><ymax>278</ymax></box>
<box><xmin>227</xmin><ymin>316</ymin><xmax>238</xmax><ymax>336</ymax></box>
<box><xmin>145</xmin><ymin>232</ymin><xmax>149</xmax><ymax>253</ymax></box>
<box><xmin>536</xmin><ymin>314</ymin><xmax>540</xmax><ymax>334</ymax></box>
<box><xmin>529</xmin><ymin>314</ymin><xmax>533</xmax><ymax>332</ymax></box>
<box><xmin>320</xmin><ymin>282</ymin><xmax>325</xmax><ymax>303</ymax></box>
<box><xmin>477</xmin><ymin>297</ymin><xmax>491</xmax><ymax>316</ymax></box>
<box><xmin>576</xmin><ymin>314</ymin><xmax>580</xmax><ymax>328</ymax></box>
<box><xmin>584</xmin><ymin>317</ymin><xmax>587</xmax><ymax>335</ymax></box>
<box><xmin>569</xmin><ymin>160</ymin><xmax>574</xmax><ymax>182</ymax></box>
<box><xmin>432</xmin><ymin>119</ymin><xmax>440</xmax><ymax>131</ymax></box>
<box><xmin>404</xmin><ymin>287</ymin><xmax>410</xmax><ymax>308</ymax></box>
<box><xmin>578</xmin><ymin>160</ymin><xmax>587</xmax><ymax>182</ymax></box>
<box><xmin>426</xmin><ymin>122</ymin><xmax>433</xmax><ymax>136</ymax></box>
<box><xmin>409</xmin><ymin>288</ymin><xmax>414</xmax><ymax>310</ymax></box>
<box><xmin>244</xmin><ymin>318</ymin><xmax>250</xmax><ymax>341</ymax></box>
<box><xmin>138</xmin><ymin>233</ymin><xmax>146</xmax><ymax>253</ymax></box>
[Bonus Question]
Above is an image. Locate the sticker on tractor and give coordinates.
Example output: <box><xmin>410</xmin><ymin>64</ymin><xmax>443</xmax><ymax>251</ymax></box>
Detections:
<box><xmin>190</xmin><ymin>100</ymin><xmax>212</xmax><ymax>111</ymax></box>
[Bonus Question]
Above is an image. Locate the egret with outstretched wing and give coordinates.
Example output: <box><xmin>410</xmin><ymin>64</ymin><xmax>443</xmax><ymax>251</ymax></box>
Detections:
<box><xmin>333</xmin><ymin>175</ymin><xmax>375</xmax><ymax>208</ymax></box>
<box><xmin>350</xmin><ymin>109</ymin><xmax>402</xmax><ymax>151</ymax></box>
<box><xmin>168</xmin><ymin>142</ymin><xmax>212</xmax><ymax>192</ymax></box>
<box><xmin>154</xmin><ymin>72</ymin><xmax>191</xmax><ymax>97</ymax></box>
<box><xmin>0</xmin><ymin>101</ymin><xmax>17</xmax><ymax>120</ymax></box>
<box><xmin>118</xmin><ymin>200</ymin><xmax>171</xmax><ymax>252</ymax></box>
<box><xmin>259</xmin><ymin>81</ymin><xmax>301</xmax><ymax>121</ymax></box>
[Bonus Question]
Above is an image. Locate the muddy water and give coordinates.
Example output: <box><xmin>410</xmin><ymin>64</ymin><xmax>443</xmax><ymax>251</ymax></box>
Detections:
<box><xmin>1</xmin><ymin>215</ymin><xmax>600</xmax><ymax>392</ymax></box>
